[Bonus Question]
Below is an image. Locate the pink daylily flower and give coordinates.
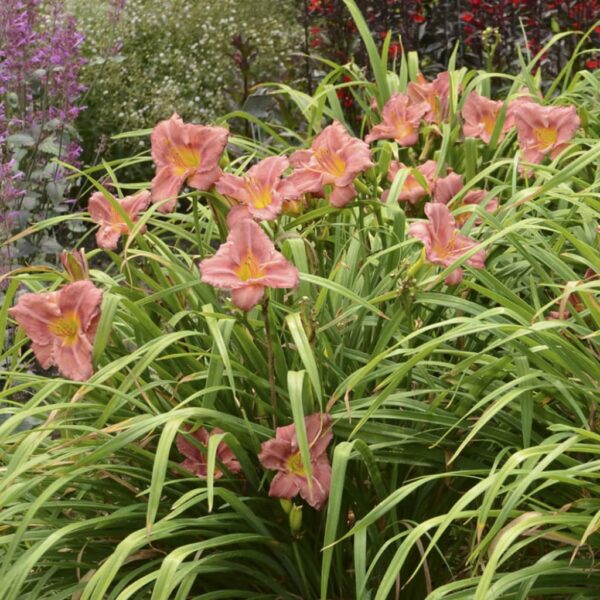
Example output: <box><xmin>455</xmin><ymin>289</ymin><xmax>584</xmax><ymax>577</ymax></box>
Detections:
<box><xmin>199</xmin><ymin>219</ymin><xmax>299</xmax><ymax>311</ymax></box>
<box><xmin>151</xmin><ymin>113</ymin><xmax>229</xmax><ymax>213</ymax></box>
<box><xmin>365</xmin><ymin>92</ymin><xmax>428</xmax><ymax>146</ymax></box>
<box><xmin>88</xmin><ymin>190</ymin><xmax>151</xmax><ymax>250</ymax></box>
<box><xmin>408</xmin><ymin>203</ymin><xmax>486</xmax><ymax>285</ymax></box>
<box><xmin>8</xmin><ymin>280</ymin><xmax>103</xmax><ymax>381</ymax></box>
<box><xmin>258</xmin><ymin>413</ymin><xmax>333</xmax><ymax>510</ymax></box>
<box><xmin>407</xmin><ymin>71</ymin><xmax>452</xmax><ymax>124</ymax></box>
<box><xmin>287</xmin><ymin>121</ymin><xmax>373</xmax><ymax>208</ymax></box>
<box><xmin>216</xmin><ymin>156</ymin><xmax>298</xmax><ymax>221</ymax></box>
<box><xmin>176</xmin><ymin>426</ymin><xmax>241</xmax><ymax>479</ymax></box>
<box><xmin>462</xmin><ymin>92</ymin><xmax>513</xmax><ymax>143</ymax></box>
<box><xmin>433</xmin><ymin>172</ymin><xmax>498</xmax><ymax>225</ymax></box>
<box><xmin>514</xmin><ymin>103</ymin><xmax>580</xmax><ymax>165</ymax></box>
<box><xmin>384</xmin><ymin>160</ymin><xmax>438</xmax><ymax>204</ymax></box>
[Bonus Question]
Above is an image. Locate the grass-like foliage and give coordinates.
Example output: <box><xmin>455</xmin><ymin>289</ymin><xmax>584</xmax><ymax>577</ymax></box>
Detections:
<box><xmin>1</xmin><ymin>2</ymin><xmax>599</xmax><ymax>598</ymax></box>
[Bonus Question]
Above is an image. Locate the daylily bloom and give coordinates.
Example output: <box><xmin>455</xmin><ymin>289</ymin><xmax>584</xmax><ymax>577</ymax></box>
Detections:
<box><xmin>514</xmin><ymin>103</ymin><xmax>580</xmax><ymax>165</ymax></box>
<box><xmin>287</xmin><ymin>121</ymin><xmax>373</xmax><ymax>208</ymax></box>
<box><xmin>365</xmin><ymin>92</ymin><xmax>428</xmax><ymax>146</ymax></box>
<box><xmin>258</xmin><ymin>413</ymin><xmax>333</xmax><ymax>510</ymax></box>
<box><xmin>433</xmin><ymin>172</ymin><xmax>498</xmax><ymax>225</ymax></box>
<box><xmin>216</xmin><ymin>156</ymin><xmax>298</xmax><ymax>221</ymax></box>
<box><xmin>88</xmin><ymin>190</ymin><xmax>151</xmax><ymax>250</ymax></box>
<box><xmin>199</xmin><ymin>219</ymin><xmax>299</xmax><ymax>311</ymax></box>
<box><xmin>462</xmin><ymin>92</ymin><xmax>513</xmax><ymax>143</ymax></box>
<box><xmin>60</xmin><ymin>248</ymin><xmax>88</xmax><ymax>281</ymax></box>
<box><xmin>176</xmin><ymin>426</ymin><xmax>241</xmax><ymax>479</ymax></box>
<box><xmin>408</xmin><ymin>203</ymin><xmax>486</xmax><ymax>285</ymax></box>
<box><xmin>151</xmin><ymin>113</ymin><xmax>229</xmax><ymax>213</ymax></box>
<box><xmin>384</xmin><ymin>160</ymin><xmax>437</xmax><ymax>204</ymax></box>
<box><xmin>407</xmin><ymin>71</ymin><xmax>452</xmax><ymax>124</ymax></box>
<box><xmin>8</xmin><ymin>280</ymin><xmax>103</xmax><ymax>381</ymax></box>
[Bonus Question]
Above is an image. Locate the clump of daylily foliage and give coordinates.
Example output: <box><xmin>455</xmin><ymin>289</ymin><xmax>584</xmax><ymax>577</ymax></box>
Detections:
<box><xmin>1</xmin><ymin>2</ymin><xmax>599</xmax><ymax>598</ymax></box>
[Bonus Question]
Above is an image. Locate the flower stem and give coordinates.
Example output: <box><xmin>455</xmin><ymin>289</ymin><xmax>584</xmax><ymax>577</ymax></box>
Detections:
<box><xmin>262</xmin><ymin>295</ymin><xmax>277</xmax><ymax>427</ymax></box>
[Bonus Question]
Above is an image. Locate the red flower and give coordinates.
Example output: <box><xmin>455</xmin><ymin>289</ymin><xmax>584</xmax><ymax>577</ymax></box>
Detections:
<box><xmin>461</xmin><ymin>11</ymin><xmax>474</xmax><ymax>22</ymax></box>
<box><xmin>412</xmin><ymin>12</ymin><xmax>426</xmax><ymax>23</ymax></box>
<box><xmin>389</xmin><ymin>41</ymin><xmax>402</xmax><ymax>58</ymax></box>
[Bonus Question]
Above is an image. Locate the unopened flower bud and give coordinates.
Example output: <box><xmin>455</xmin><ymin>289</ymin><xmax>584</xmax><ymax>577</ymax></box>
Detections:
<box><xmin>60</xmin><ymin>249</ymin><xmax>88</xmax><ymax>281</ymax></box>
<box><xmin>282</xmin><ymin>198</ymin><xmax>304</xmax><ymax>216</ymax></box>
<box><xmin>289</xmin><ymin>504</ymin><xmax>303</xmax><ymax>533</ymax></box>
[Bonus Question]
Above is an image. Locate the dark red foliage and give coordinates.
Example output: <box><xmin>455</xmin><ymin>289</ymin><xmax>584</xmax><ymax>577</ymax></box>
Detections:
<box><xmin>301</xmin><ymin>0</ymin><xmax>600</xmax><ymax>77</ymax></box>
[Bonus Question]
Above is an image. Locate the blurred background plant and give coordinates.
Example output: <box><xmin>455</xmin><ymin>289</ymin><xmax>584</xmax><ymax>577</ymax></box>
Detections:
<box><xmin>0</xmin><ymin>0</ymin><xmax>86</xmax><ymax>279</ymax></box>
<box><xmin>73</xmin><ymin>0</ymin><xmax>304</xmax><ymax>168</ymax></box>
<box><xmin>304</xmin><ymin>0</ymin><xmax>600</xmax><ymax>75</ymax></box>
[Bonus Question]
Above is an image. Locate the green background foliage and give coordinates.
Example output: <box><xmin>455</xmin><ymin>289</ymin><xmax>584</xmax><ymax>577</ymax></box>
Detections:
<box><xmin>72</xmin><ymin>0</ymin><xmax>303</xmax><ymax>162</ymax></box>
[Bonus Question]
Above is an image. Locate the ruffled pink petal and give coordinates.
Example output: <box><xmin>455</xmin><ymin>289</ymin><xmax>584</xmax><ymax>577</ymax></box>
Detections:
<box><xmin>274</xmin><ymin>421</ymin><xmax>299</xmax><ymax>445</ymax></box>
<box><xmin>521</xmin><ymin>146</ymin><xmax>545</xmax><ymax>165</ymax></box>
<box><xmin>120</xmin><ymin>190</ymin><xmax>151</xmax><ymax>218</ymax></box>
<box><xmin>96</xmin><ymin>225</ymin><xmax>121</xmax><ymax>250</ymax></box>
<box><xmin>286</xmin><ymin>169</ymin><xmax>324</xmax><ymax>196</ymax></box>
<box><xmin>226</xmin><ymin>205</ymin><xmax>252</xmax><ymax>229</ymax></box>
<box><xmin>306</xmin><ymin>413</ymin><xmax>333</xmax><ymax>457</ymax></box>
<box><xmin>297</xmin><ymin>456</ymin><xmax>331</xmax><ymax>510</ymax></box>
<box><xmin>151</xmin><ymin>113</ymin><xmax>188</xmax><ymax>166</ymax></box>
<box><xmin>216</xmin><ymin>173</ymin><xmax>251</xmax><ymax>204</ymax></box>
<box><xmin>277</xmin><ymin>178</ymin><xmax>301</xmax><ymax>201</ymax></box>
<box><xmin>261</xmin><ymin>258</ymin><xmax>300</xmax><ymax>289</ymax></box>
<box><xmin>88</xmin><ymin>191</ymin><xmax>113</xmax><ymax>224</ymax></box>
<box><xmin>330</xmin><ymin>184</ymin><xmax>357</xmax><ymax>208</ymax></box>
<box><xmin>269</xmin><ymin>471</ymin><xmax>301</xmax><ymax>500</ymax></box>
<box><xmin>407</xmin><ymin>221</ymin><xmax>433</xmax><ymax>250</ymax></box>
<box><xmin>246</xmin><ymin>195</ymin><xmax>283</xmax><ymax>221</ymax></box>
<box><xmin>433</xmin><ymin>172</ymin><xmax>463</xmax><ymax>204</ymax></box>
<box><xmin>30</xmin><ymin>341</ymin><xmax>54</xmax><ymax>369</ymax></box>
<box><xmin>199</xmin><ymin>249</ymin><xmax>247</xmax><ymax>289</ymax></box>
<box><xmin>424</xmin><ymin>202</ymin><xmax>456</xmax><ymax>248</ymax></box>
<box><xmin>231</xmin><ymin>285</ymin><xmax>265</xmax><ymax>311</ymax></box>
<box><xmin>258</xmin><ymin>438</ymin><xmax>292</xmax><ymax>470</ymax></box>
<box><xmin>53</xmin><ymin>334</ymin><xmax>94</xmax><ymax>381</ymax></box>
<box><xmin>227</xmin><ymin>219</ymin><xmax>265</xmax><ymax>263</ymax></box>
<box><xmin>151</xmin><ymin>167</ymin><xmax>185</xmax><ymax>212</ymax></box>
<box><xmin>249</xmin><ymin>155</ymin><xmax>289</xmax><ymax>185</ymax></box>
<box><xmin>289</xmin><ymin>149</ymin><xmax>313</xmax><ymax>168</ymax></box>
<box><xmin>8</xmin><ymin>291</ymin><xmax>61</xmax><ymax>345</ymax></box>
<box><xmin>57</xmin><ymin>281</ymin><xmax>103</xmax><ymax>332</ymax></box>
<box><xmin>307</xmin><ymin>455</ymin><xmax>333</xmax><ymax>509</ymax></box>
<box><xmin>187</xmin><ymin>125</ymin><xmax>229</xmax><ymax>168</ymax></box>
<box><xmin>187</xmin><ymin>167</ymin><xmax>223</xmax><ymax>191</ymax></box>
<box><xmin>392</xmin><ymin>126</ymin><xmax>419</xmax><ymax>146</ymax></box>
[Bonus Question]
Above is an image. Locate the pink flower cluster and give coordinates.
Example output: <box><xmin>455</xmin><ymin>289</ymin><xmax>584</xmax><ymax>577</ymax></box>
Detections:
<box><xmin>177</xmin><ymin>412</ymin><xmax>333</xmax><ymax>510</ymax></box>
<box><xmin>9</xmin><ymin>82</ymin><xmax>581</xmax><ymax>380</ymax></box>
<box><xmin>366</xmin><ymin>79</ymin><xmax>579</xmax><ymax>284</ymax></box>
